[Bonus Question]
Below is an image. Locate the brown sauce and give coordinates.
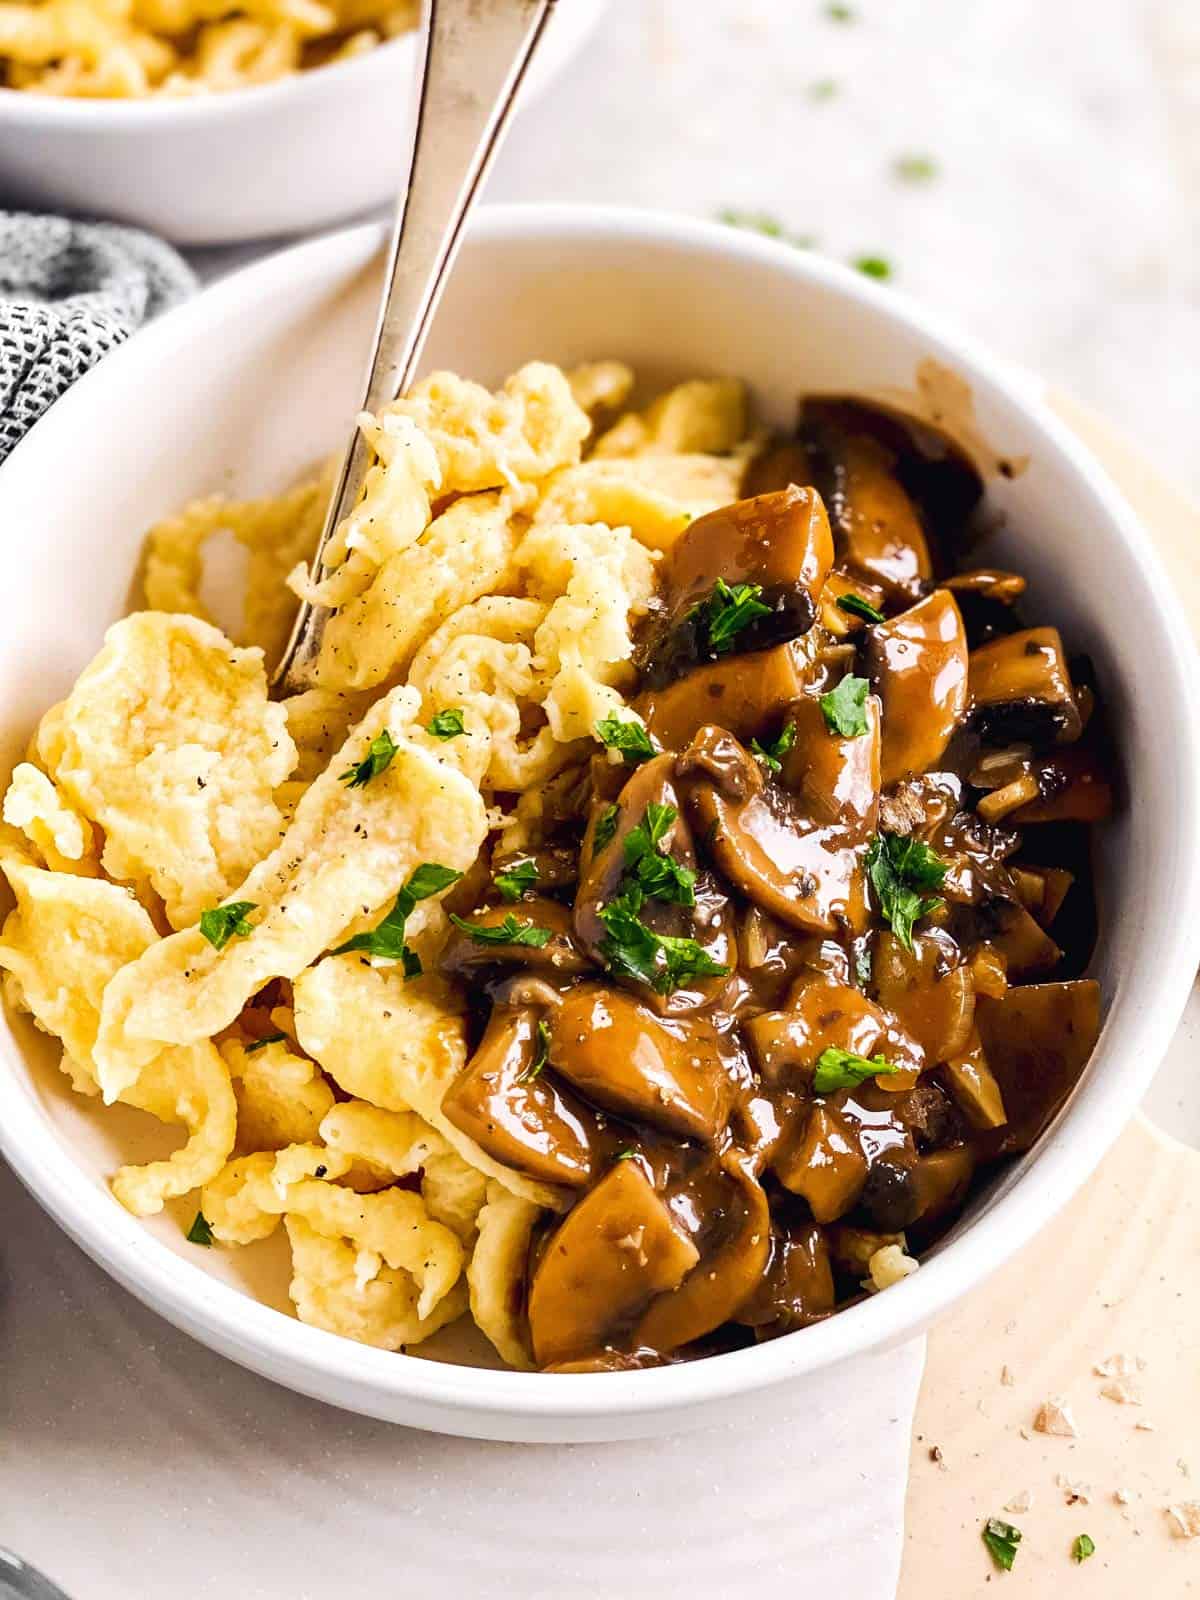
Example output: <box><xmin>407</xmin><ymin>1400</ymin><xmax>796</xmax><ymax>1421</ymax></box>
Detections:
<box><xmin>435</xmin><ymin>401</ymin><xmax>1111</xmax><ymax>1371</ymax></box>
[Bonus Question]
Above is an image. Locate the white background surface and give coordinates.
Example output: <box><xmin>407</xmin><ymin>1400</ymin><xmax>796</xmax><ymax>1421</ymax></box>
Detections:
<box><xmin>6</xmin><ymin>2</ymin><xmax>1199</xmax><ymax>1596</ymax></box>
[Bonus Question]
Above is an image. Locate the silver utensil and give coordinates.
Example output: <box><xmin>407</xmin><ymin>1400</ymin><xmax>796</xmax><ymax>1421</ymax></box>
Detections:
<box><xmin>274</xmin><ymin>0</ymin><xmax>559</xmax><ymax>694</ymax></box>
<box><xmin>0</xmin><ymin>1550</ymin><xmax>72</xmax><ymax>1600</ymax></box>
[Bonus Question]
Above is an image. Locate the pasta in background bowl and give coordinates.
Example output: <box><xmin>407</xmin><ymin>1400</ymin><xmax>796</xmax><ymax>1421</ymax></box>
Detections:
<box><xmin>0</xmin><ymin>209</ymin><xmax>1196</xmax><ymax>1440</ymax></box>
<box><xmin>0</xmin><ymin>0</ymin><xmax>606</xmax><ymax>243</ymax></box>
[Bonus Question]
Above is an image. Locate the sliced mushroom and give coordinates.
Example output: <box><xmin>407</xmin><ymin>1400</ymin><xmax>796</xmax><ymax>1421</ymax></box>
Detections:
<box><xmin>865</xmin><ymin>589</ymin><xmax>969</xmax><ymax>786</ymax></box>
<box><xmin>574</xmin><ymin>754</ymin><xmax>734</xmax><ymax>1011</ymax></box>
<box><xmin>869</xmin><ymin>929</ymin><xmax>975</xmax><ymax>1065</ymax></box>
<box><xmin>793</xmin><ymin>408</ymin><xmax>933</xmax><ymax>601</ymax></box>
<box><xmin>745</xmin><ymin>976</ymin><xmax>925</xmax><ymax>1090</ymax></box>
<box><xmin>945</xmin><ymin>568</ymin><xmax>1027</xmax><ymax>648</ymax></box>
<box><xmin>737</xmin><ymin>1220</ymin><xmax>835</xmax><ymax>1332</ymax></box>
<box><xmin>980</xmin><ymin>899</ymin><xmax>1063</xmax><ymax>979</ymax></box>
<box><xmin>636</xmin><ymin>638</ymin><xmax>813</xmax><ymax>753</ymax></box>
<box><xmin>940</xmin><ymin>1029</ymin><xmax>1008</xmax><ymax>1130</ymax></box>
<box><xmin>490</xmin><ymin>844</ymin><xmax>579</xmax><ymax>897</ymax></box>
<box><xmin>548</xmin><ymin>984</ymin><xmax>738</xmax><ymax>1144</ymax></box>
<box><xmin>635</xmin><ymin>1153</ymin><xmax>770</xmax><ymax>1351</ymax></box>
<box><xmin>968</xmin><ymin>626</ymin><xmax>1082</xmax><ymax>747</ymax></box>
<box><xmin>1008</xmin><ymin>744</ymin><xmax>1114</xmax><ymax>823</ymax></box>
<box><xmin>528</xmin><ymin>1159</ymin><xmax>700</xmax><ymax>1367</ymax></box>
<box><xmin>636</xmin><ymin>486</ymin><xmax>835</xmax><ymax>688</ymax></box>
<box><xmin>973</xmin><ymin>980</ymin><xmax>1101</xmax><ymax>1154</ymax></box>
<box><xmin>441</xmin><ymin>897</ymin><xmax>590</xmax><ymax>979</ymax></box>
<box><xmin>1009</xmin><ymin>864</ymin><xmax>1074</xmax><ymax>929</ymax></box>
<box><xmin>772</xmin><ymin>1103</ymin><xmax>869</xmax><ymax>1222</ymax></box>
<box><xmin>441</xmin><ymin>1005</ymin><xmax>600</xmax><ymax>1189</ymax></box>
<box><xmin>682</xmin><ymin>702</ymin><xmax>879</xmax><ymax>936</ymax></box>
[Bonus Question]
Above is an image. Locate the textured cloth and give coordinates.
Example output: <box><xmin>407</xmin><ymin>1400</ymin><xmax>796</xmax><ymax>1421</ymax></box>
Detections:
<box><xmin>0</xmin><ymin>212</ymin><xmax>195</xmax><ymax>466</ymax></box>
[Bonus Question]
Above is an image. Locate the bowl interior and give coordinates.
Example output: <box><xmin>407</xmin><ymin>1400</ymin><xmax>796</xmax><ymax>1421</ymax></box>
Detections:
<box><xmin>1</xmin><ymin>210</ymin><xmax>1196</xmax><ymax>1425</ymax></box>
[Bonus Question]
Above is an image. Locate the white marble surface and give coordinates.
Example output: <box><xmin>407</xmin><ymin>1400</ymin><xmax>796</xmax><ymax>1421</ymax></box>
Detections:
<box><xmin>484</xmin><ymin>0</ymin><xmax>1200</xmax><ymax>493</ymax></box>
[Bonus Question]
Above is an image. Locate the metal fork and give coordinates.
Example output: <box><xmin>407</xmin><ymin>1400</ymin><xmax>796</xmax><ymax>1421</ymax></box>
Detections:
<box><xmin>273</xmin><ymin>0</ymin><xmax>559</xmax><ymax>694</ymax></box>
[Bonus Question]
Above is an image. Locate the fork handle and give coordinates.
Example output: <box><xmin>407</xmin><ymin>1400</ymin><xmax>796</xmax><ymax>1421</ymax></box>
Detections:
<box><xmin>275</xmin><ymin>0</ymin><xmax>559</xmax><ymax>691</ymax></box>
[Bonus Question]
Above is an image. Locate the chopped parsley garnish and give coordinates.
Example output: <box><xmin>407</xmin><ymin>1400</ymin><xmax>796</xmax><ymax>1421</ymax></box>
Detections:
<box><xmin>1072</xmin><ymin>1534</ymin><xmax>1095</xmax><ymax>1564</ymax></box>
<box><xmin>855</xmin><ymin>254</ymin><xmax>893</xmax><ymax>281</ymax></box>
<box><xmin>523</xmin><ymin>1019</ymin><xmax>552</xmax><ymax>1082</ymax></box>
<box><xmin>340</xmin><ymin>729</ymin><xmax>397</xmax><ymax>787</ymax></box>
<box><xmin>186</xmin><ymin>1210</ymin><xmax>215</xmax><ymax>1247</ymax></box>
<box><xmin>622</xmin><ymin>802</ymin><xmax>696</xmax><ymax>907</ymax></box>
<box><xmin>982</xmin><ymin>1519</ymin><xmax>1022</xmax><ymax>1573</ymax></box>
<box><xmin>819</xmin><ymin>674</ymin><xmax>871</xmax><ymax>737</ymax></box>
<box><xmin>592</xmin><ymin>803</ymin><xmax>620</xmax><ymax>855</ymax></box>
<box><xmin>836</xmin><ymin>592</ymin><xmax>885</xmax><ymax>625</ymax></box>
<box><xmin>824</xmin><ymin>1</ymin><xmax>855</xmax><ymax>18</ymax></box>
<box><xmin>598</xmin><ymin>894</ymin><xmax>727</xmax><ymax>995</ymax></box>
<box><xmin>812</xmin><ymin>1046</ymin><xmax>902</xmax><ymax>1094</ymax></box>
<box><xmin>245</xmin><ymin>1032</ymin><xmax>286</xmax><ymax>1054</ymax></box>
<box><xmin>199</xmin><ymin>900</ymin><xmax>256</xmax><ymax>951</ymax></box>
<box><xmin>332</xmin><ymin>862</ymin><xmax>462</xmax><ymax>967</ymax></box>
<box><xmin>494</xmin><ymin>859</ymin><xmax>538</xmax><ymax>903</ymax></box>
<box><xmin>425</xmin><ymin>708</ymin><xmax>466</xmax><ymax>741</ymax></box>
<box><xmin>614</xmin><ymin>1147</ymin><xmax>637</xmax><ymax>1161</ymax></box>
<box><xmin>448</xmin><ymin>912</ymin><xmax>553</xmax><ymax>949</ymax></box>
<box><xmin>866</xmin><ymin>833</ymin><xmax>947</xmax><ymax>950</ymax></box>
<box><xmin>894</xmin><ymin>154</ymin><xmax>939</xmax><ymax>183</ymax></box>
<box><xmin>693</xmin><ymin>578</ymin><xmax>772</xmax><ymax>655</ymax></box>
<box><xmin>716</xmin><ymin>209</ymin><xmax>816</xmax><ymax>250</ymax></box>
<box><xmin>809</xmin><ymin>77</ymin><xmax>838</xmax><ymax>100</ymax></box>
<box><xmin>595</xmin><ymin>714</ymin><xmax>656</xmax><ymax>766</ymax></box>
<box><xmin>750</xmin><ymin>720</ymin><xmax>798</xmax><ymax>774</ymax></box>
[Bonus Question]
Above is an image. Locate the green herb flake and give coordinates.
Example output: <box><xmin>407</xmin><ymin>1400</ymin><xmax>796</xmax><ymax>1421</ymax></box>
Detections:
<box><xmin>982</xmin><ymin>1518</ymin><xmax>1022</xmax><ymax>1573</ymax></box>
<box><xmin>199</xmin><ymin>900</ymin><xmax>257</xmax><ymax>951</ymax></box>
<box><xmin>695</xmin><ymin>577</ymin><xmax>773</xmax><ymax>656</ymax></box>
<box><xmin>523</xmin><ymin>1019</ymin><xmax>552</xmax><ymax>1082</ymax></box>
<box><xmin>425</xmin><ymin>708</ymin><xmax>466</xmax><ymax>741</ymax></box>
<box><xmin>837</xmin><ymin>592</ymin><xmax>885</xmax><ymax>625</ymax></box>
<box><xmin>1072</xmin><ymin>1534</ymin><xmax>1095</xmax><ymax>1565</ymax></box>
<box><xmin>186</xmin><ymin>1210</ymin><xmax>215</xmax><ymax>1247</ymax></box>
<box><xmin>622</xmin><ymin>801</ymin><xmax>696</xmax><ymax>907</ymax></box>
<box><xmin>332</xmin><ymin>862</ymin><xmax>462</xmax><ymax>965</ymax></box>
<box><xmin>595</xmin><ymin>714</ymin><xmax>656</xmax><ymax>766</ymax></box>
<box><xmin>448</xmin><ymin>912</ymin><xmax>553</xmax><ymax>949</ymax></box>
<box><xmin>812</xmin><ymin>1046</ymin><xmax>901</xmax><ymax>1094</ymax></box>
<box><xmin>809</xmin><ymin>77</ymin><xmax>839</xmax><ymax>100</ymax></box>
<box><xmin>751</xmin><ymin>720</ymin><xmax>798</xmax><ymax>774</ymax></box>
<box><xmin>592</xmin><ymin>803</ymin><xmax>620</xmax><ymax>855</ymax></box>
<box><xmin>819</xmin><ymin>674</ymin><xmax>871</xmax><ymax>738</ymax></box>
<box><xmin>597</xmin><ymin>896</ymin><xmax>727</xmax><ymax>996</ymax></box>
<box><xmin>824</xmin><ymin>1</ymin><xmax>855</xmax><ymax>19</ymax></box>
<box><xmin>716</xmin><ymin>209</ymin><xmax>816</xmax><ymax>249</ymax></box>
<box><xmin>866</xmin><ymin>832</ymin><xmax>948</xmax><ymax>950</ymax></box>
<box><xmin>494</xmin><ymin>859</ymin><xmax>538</xmax><ymax>903</ymax></box>
<box><xmin>614</xmin><ymin>1147</ymin><xmax>637</xmax><ymax>1162</ymax></box>
<box><xmin>340</xmin><ymin>729</ymin><xmax>397</xmax><ymax>788</ymax></box>
<box><xmin>855</xmin><ymin>254</ymin><xmax>894</xmax><ymax>281</ymax></box>
<box><xmin>894</xmin><ymin>154</ymin><xmax>939</xmax><ymax>183</ymax></box>
<box><xmin>244</xmin><ymin>1032</ymin><xmax>286</xmax><ymax>1054</ymax></box>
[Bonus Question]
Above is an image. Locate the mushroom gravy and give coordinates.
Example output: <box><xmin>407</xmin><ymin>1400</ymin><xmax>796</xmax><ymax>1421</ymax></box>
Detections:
<box><xmin>436</xmin><ymin>398</ymin><xmax>1112</xmax><ymax>1372</ymax></box>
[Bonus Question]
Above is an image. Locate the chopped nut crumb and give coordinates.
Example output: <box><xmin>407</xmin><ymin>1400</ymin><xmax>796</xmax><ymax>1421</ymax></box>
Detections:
<box><xmin>1057</xmin><ymin>1474</ymin><xmax>1091</xmax><ymax>1505</ymax></box>
<box><xmin>1100</xmin><ymin>1378</ymin><xmax>1144</xmax><ymax>1405</ymax></box>
<box><xmin>1094</xmin><ymin>1352</ymin><xmax>1145</xmax><ymax>1377</ymax></box>
<box><xmin>1135</xmin><ymin>1420</ymin><xmax>1156</xmax><ymax>1432</ymax></box>
<box><xmin>1034</xmin><ymin>1397</ymin><xmax>1079</xmax><ymax>1438</ymax></box>
<box><xmin>1000</xmin><ymin>1364</ymin><xmax>1016</xmax><ymax>1387</ymax></box>
<box><xmin>1166</xmin><ymin>1502</ymin><xmax>1200</xmax><ymax>1539</ymax></box>
<box><xmin>1114</xmin><ymin>1489</ymin><xmax>1133</xmax><ymax>1506</ymax></box>
<box><xmin>1004</xmin><ymin>1489</ymin><xmax>1033</xmax><ymax>1514</ymax></box>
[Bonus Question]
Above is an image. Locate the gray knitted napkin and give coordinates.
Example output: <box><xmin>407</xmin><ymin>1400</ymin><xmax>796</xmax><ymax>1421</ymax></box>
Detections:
<box><xmin>0</xmin><ymin>211</ymin><xmax>195</xmax><ymax>466</ymax></box>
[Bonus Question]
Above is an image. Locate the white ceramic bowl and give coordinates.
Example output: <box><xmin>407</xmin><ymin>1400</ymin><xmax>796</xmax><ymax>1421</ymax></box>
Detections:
<box><xmin>0</xmin><ymin>0</ymin><xmax>604</xmax><ymax>246</ymax></box>
<box><xmin>2</xmin><ymin>207</ymin><xmax>1198</xmax><ymax>1442</ymax></box>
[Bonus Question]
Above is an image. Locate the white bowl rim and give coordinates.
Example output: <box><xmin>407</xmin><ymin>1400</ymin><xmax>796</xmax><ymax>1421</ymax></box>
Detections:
<box><xmin>0</xmin><ymin>29</ymin><xmax>413</xmax><ymax>125</ymax></box>
<box><xmin>3</xmin><ymin>202</ymin><xmax>1199</xmax><ymax>1425</ymax></box>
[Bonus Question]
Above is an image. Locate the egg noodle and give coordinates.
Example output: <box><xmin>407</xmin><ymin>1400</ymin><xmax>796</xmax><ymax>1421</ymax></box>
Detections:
<box><xmin>0</xmin><ymin>360</ymin><xmax>756</xmax><ymax>1365</ymax></box>
<box><xmin>0</xmin><ymin>0</ymin><xmax>418</xmax><ymax>97</ymax></box>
